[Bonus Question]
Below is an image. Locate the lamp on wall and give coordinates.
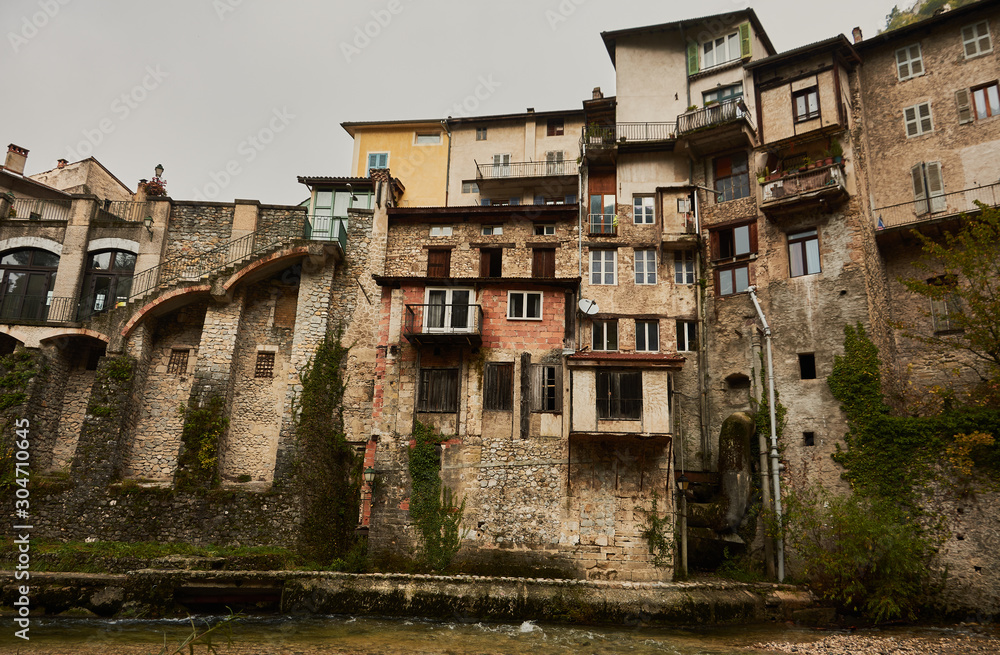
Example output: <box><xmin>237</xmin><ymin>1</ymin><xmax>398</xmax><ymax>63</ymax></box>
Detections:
<box><xmin>154</xmin><ymin>164</ymin><xmax>164</xmax><ymax>179</ymax></box>
<box><xmin>363</xmin><ymin>466</ymin><xmax>376</xmax><ymax>489</ymax></box>
<box><xmin>143</xmin><ymin>215</ymin><xmax>153</xmax><ymax>236</ymax></box>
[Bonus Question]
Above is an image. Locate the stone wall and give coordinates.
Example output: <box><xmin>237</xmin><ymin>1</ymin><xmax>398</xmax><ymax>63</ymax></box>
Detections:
<box><xmin>164</xmin><ymin>202</ymin><xmax>234</xmax><ymax>262</ymax></box>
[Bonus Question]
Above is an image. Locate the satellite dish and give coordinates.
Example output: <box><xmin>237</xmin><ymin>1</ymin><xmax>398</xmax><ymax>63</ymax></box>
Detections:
<box><xmin>578</xmin><ymin>298</ymin><xmax>599</xmax><ymax>315</ymax></box>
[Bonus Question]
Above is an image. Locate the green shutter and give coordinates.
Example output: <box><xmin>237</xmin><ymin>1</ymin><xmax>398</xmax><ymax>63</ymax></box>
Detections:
<box><xmin>687</xmin><ymin>41</ymin><xmax>699</xmax><ymax>76</ymax></box>
<box><xmin>739</xmin><ymin>22</ymin><xmax>751</xmax><ymax>58</ymax></box>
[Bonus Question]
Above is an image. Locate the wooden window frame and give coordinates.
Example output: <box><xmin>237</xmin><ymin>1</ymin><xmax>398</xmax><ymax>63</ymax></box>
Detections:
<box><xmin>418</xmin><ymin>368</ymin><xmax>460</xmax><ymax>413</ymax></box>
<box><xmin>596</xmin><ymin>370</ymin><xmax>642</xmax><ymax>420</ymax></box>
<box><xmin>635</xmin><ymin>319</ymin><xmax>659</xmax><ymax>352</ymax></box>
<box><xmin>483</xmin><ymin>362</ymin><xmax>514</xmax><ymax>411</ymax></box>
<box><xmin>530</xmin><ymin>364</ymin><xmax>562</xmax><ymax>413</ymax></box>
<box><xmin>531</xmin><ymin>248</ymin><xmax>556</xmax><ymax>278</ymax></box>
<box><xmin>427</xmin><ymin>248</ymin><xmax>451</xmax><ymax>278</ymax></box>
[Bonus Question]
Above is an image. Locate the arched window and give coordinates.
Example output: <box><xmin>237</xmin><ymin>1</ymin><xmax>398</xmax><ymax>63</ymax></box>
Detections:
<box><xmin>0</xmin><ymin>248</ymin><xmax>59</xmax><ymax>321</ymax></box>
<box><xmin>80</xmin><ymin>250</ymin><xmax>137</xmax><ymax>318</ymax></box>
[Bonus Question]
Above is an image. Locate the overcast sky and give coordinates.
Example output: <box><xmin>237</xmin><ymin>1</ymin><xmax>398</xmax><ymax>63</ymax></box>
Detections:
<box><xmin>3</xmin><ymin>0</ymin><xmax>904</xmax><ymax>205</ymax></box>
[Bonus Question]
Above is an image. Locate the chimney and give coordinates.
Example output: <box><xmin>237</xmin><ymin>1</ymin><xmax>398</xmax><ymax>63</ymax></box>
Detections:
<box><xmin>57</xmin><ymin>158</ymin><xmax>68</xmax><ymax>169</ymax></box>
<box><xmin>526</xmin><ymin>107</ymin><xmax>534</xmax><ymax>113</ymax></box>
<box><xmin>852</xmin><ymin>27</ymin><xmax>863</xmax><ymax>43</ymax></box>
<box><xmin>593</xmin><ymin>87</ymin><xmax>603</xmax><ymax>100</ymax></box>
<box><xmin>4</xmin><ymin>144</ymin><xmax>28</xmax><ymax>175</ymax></box>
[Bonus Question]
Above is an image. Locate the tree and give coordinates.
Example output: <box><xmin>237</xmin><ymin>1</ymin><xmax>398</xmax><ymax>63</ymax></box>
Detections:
<box><xmin>901</xmin><ymin>203</ymin><xmax>1000</xmax><ymax>383</ymax></box>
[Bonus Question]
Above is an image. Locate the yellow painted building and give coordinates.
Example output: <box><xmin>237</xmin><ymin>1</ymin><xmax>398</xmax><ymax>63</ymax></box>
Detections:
<box><xmin>342</xmin><ymin>120</ymin><xmax>449</xmax><ymax>207</ymax></box>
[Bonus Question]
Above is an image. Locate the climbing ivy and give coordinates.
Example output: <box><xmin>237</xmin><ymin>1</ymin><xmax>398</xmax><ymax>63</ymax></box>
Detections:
<box><xmin>829</xmin><ymin>323</ymin><xmax>1000</xmax><ymax>503</ymax></box>
<box><xmin>294</xmin><ymin>329</ymin><xmax>362</xmax><ymax>564</ymax></box>
<box><xmin>408</xmin><ymin>421</ymin><xmax>466</xmax><ymax>571</ymax></box>
<box><xmin>638</xmin><ymin>491</ymin><xmax>672</xmax><ymax>568</ymax></box>
<box><xmin>175</xmin><ymin>395</ymin><xmax>227</xmax><ymax>492</ymax></box>
<box><xmin>0</xmin><ymin>350</ymin><xmax>40</xmax><ymax>495</ymax></box>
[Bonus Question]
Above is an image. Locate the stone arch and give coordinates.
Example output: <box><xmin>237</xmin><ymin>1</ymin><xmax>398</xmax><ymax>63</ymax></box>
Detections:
<box><xmin>0</xmin><ymin>236</ymin><xmax>63</xmax><ymax>255</ymax></box>
<box><xmin>87</xmin><ymin>237</ymin><xmax>140</xmax><ymax>254</ymax></box>
<box><xmin>120</xmin><ymin>285</ymin><xmax>212</xmax><ymax>338</ymax></box>
<box><xmin>220</xmin><ymin>245</ymin><xmax>311</xmax><ymax>295</ymax></box>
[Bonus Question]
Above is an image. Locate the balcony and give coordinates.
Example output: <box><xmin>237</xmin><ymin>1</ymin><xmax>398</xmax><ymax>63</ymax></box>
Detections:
<box><xmin>403</xmin><ymin>303</ymin><xmax>484</xmax><ymax>347</ymax></box>
<box><xmin>875</xmin><ymin>182</ymin><xmax>1000</xmax><ymax>245</ymax></box>
<box><xmin>0</xmin><ymin>295</ymin><xmax>76</xmax><ymax>323</ymax></box>
<box><xmin>7</xmin><ymin>198</ymin><xmax>71</xmax><ymax>221</ymax></box>
<box><xmin>761</xmin><ymin>164</ymin><xmax>848</xmax><ymax>217</ymax></box>
<box><xmin>94</xmin><ymin>200</ymin><xmax>148</xmax><ymax>223</ymax></box>
<box><xmin>476</xmin><ymin>160</ymin><xmax>579</xmax><ymax>181</ymax></box>
<box><xmin>675</xmin><ymin>99</ymin><xmax>756</xmax><ymax>156</ymax></box>
<box><xmin>588</xmin><ymin>214</ymin><xmax>617</xmax><ymax>236</ymax></box>
<box><xmin>580</xmin><ymin>123</ymin><xmax>677</xmax><ymax>162</ymax></box>
<box><xmin>304</xmin><ymin>215</ymin><xmax>348</xmax><ymax>250</ymax></box>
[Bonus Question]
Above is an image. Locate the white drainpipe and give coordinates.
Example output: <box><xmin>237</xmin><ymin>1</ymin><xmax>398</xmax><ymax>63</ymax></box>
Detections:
<box><xmin>747</xmin><ymin>285</ymin><xmax>785</xmax><ymax>582</ymax></box>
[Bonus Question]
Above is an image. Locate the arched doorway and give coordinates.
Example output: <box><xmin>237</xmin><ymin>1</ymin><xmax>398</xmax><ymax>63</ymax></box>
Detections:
<box><xmin>0</xmin><ymin>248</ymin><xmax>59</xmax><ymax>321</ymax></box>
<box><xmin>79</xmin><ymin>250</ymin><xmax>137</xmax><ymax>319</ymax></box>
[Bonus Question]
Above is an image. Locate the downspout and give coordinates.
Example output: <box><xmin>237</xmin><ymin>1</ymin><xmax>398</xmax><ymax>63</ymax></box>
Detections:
<box><xmin>441</xmin><ymin>120</ymin><xmax>452</xmax><ymax>206</ymax></box>
<box><xmin>747</xmin><ymin>285</ymin><xmax>785</xmax><ymax>582</ymax></box>
<box><xmin>691</xmin><ymin>182</ymin><xmax>709</xmax><ymax>471</ymax></box>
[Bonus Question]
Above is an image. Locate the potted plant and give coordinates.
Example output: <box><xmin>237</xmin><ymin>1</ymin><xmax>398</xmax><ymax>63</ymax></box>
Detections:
<box><xmin>686</xmin><ymin>105</ymin><xmax>698</xmax><ymax>112</ymax></box>
<box><xmin>829</xmin><ymin>139</ymin><xmax>844</xmax><ymax>164</ymax></box>
<box><xmin>755</xmin><ymin>167</ymin><xmax>768</xmax><ymax>184</ymax></box>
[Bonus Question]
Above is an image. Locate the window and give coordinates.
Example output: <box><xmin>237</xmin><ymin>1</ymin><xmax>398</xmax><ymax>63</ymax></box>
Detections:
<box><xmin>589</xmin><ymin>194</ymin><xmax>616</xmax><ymax>234</ymax></box>
<box><xmin>896</xmin><ymin>44</ymin><xmax>924</xmax><ymax>80</ymax></box>
<box><xmin>635</xmin><ymin>320</ymin><xmax>659</xmax><ymax>352</ymax></box>
<box><xmin>507</xmin><ymin>291</ymin><xmax>542</xmax><ymax>320</ymax></box>
<box><xmin>545</xmin><ymin>151</ymin><xmax>565</xmax><ymax>174</ymax></box>
<box><xmin>788</xmin><ymin>229</ymin><xmax>821</xmax><ymax>278</ymax></box>
<box><xmin>703</xmin><ymin>83</ymin><xmax>743</xmax><ymax>105</ymax></box>
<box><xmin>904</xmin><ymin>102</ymin><xmax>933</xmax><ymax>137</ymax></box>
<box><xmin>484</xmin><ymin>362</ymin><xmax>514</xmax><ymax>411</ymax></box>
<box><xmin>972</xmin><ymin>82</ymin><xmax>1000</xmax><ymax>120</ymax></box>
<box><xmin>531</xmin><ymin>364</ymin><xmax>561</xmax><ymax>412</ymax></box>
<box><xmin>481</xmin><ymin>225</ymin><xmax>503</xmax><ymax>236</ymax></box>
<box><xmin>415</xmin><ymin>133</ymin><xmax>441</xmax><ymax>145</ymax></box>
<box><xmin>80</xmin><ymin>249</ymin><xmax>137</xmax><ymax>319</ymax></box>
<box><xmin>532</xmin><ymin>248</ymin><xmax>555</xmax><ymax>278</ymax></box>
<box><xmin>167</xmin><ymin>349</ymin><xmax>189</xmax><ymax>374</ymax></box>
<box><xmin>712</xmin><ymin>223</ymin><xmax>756</xmax><ymax>260</ymax></box>
<box><xmin>547</xmin><ymin>118</ymin><xmax>564</xmax><ymax>136</ymax></box>
<box><xmin>634</xmin><ymin>249</ymin><xmax>657</xmax><ymax>284</ymax></box>
<box><xmin>462</xmin><ymin>182</ymin><xmax>479</xmax><ymax>194</ymax></box>
<box><xmin>702</xmin><ymin>31</ymin><xmax>741</xmax><ymax>69</ymax></box>
<box><xmin>492</xmin><ymin>153</ymin><xmax>511</xmax><ymax>177</ymax></box>
<box><xmin>962</xmin><ymin>21</ymin><xmax>992</xmax><ymax>58</ymax></box>
<box><xmin>427</xmin><ymin>249</ymin><xmax>451</xmax><ymax>277</ymax></box>
<box><xmin>674</xmin><ymin>251</ymin><xmax>695</xmax><ymax>285</ymax></box>
<box><xmin>928</xmin><ymin>275</ymin><xmax>963</xmax><ymax>333</ymax></box>
<box><xmin>596</xmin><ymin>370</ymin><xmax>642</xmax><ymax>420</ymax></box>
<box><xmin>429</xmin><ymin>226</ymin><xmax>453</xmax><ymax>237</ymax></box>
<box><xmin>255</xmin><ymin>352</ymin><xmax>275</xmax><ymax>378</ymax></box>
<box><xmin>676</xmin><ymin>320</ymin><xmax>698</xmax><ymax>352</ymax></box>
<box><xmin>798</xmin><ymin>353</ymin><xmax>816</xmax><ymax>380</ymax></box>
<box><xmin>0</xmin><ymin>248</ymin><xmax>59</xmax><ymax>322</ymax></box>
<box><xmin>714</xmin><ymin>152</ymin><xmax>750</xmax><ymax>201</ymax></box>
<box><xmin>476</xmin><ymin>127</ymin><xmax>488</xmax><ymax>140</ymax></box>
<box><xmin>590</xmin><ymin>250</ymin><xmax>617</xmax><ymax>285</ymax></box>
<box><xmin>717</xmin><ymin>265</ymin><xmax>750</xmax><ymax>296</ymax></box>
<box><xmin>480</xmin><ymin>248</ymin><xmax>502</xmax><ymax>277</ymax></box>
<box><xmin>793</xmin><ymin>87</ymin><xmax>820</xmax><ymax>122</ymax></box>
<box><xmin>633</xmin><ymin>196</ymin><xmax>654</xmax><ymax>224</ymax></box>
<box><xmin>592</xmin><ymin>319</ymin><xmax>618</xmax><ymax>351</ymax></box>
<box><xmin>803</xmin><ymin>432</ymin><xmax>815</xmax><ymax>447</ymax></box>
<box><xmin>534</xmin><ymin>224</ymin><xmax>555</xmax><ymax>236</ymax></box>
<box><xmin>366</xmin><ymin>152</ymin><xmax>389</xmax><ymax>172</ymax></box>
<box><xmin>911</xmin><ymin>162</ymin><xmax>945</xmax><ymax>214</ymax></box>
<box><xmin>424</xmin><ymin>288</ymin><xmax>474</xmax><ymax>332</ymax></box>
<box><xmin>418</xmin><ymin>368</ymin><xmax>459</xmax><ymax>412</ymax></box>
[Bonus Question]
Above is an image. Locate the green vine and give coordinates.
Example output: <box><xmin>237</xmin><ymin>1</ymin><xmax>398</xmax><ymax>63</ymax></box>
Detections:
<box><xmin>175</xmin><ymin>395</ymin><xmax>227</xmax><ymax>492</ymax></box>
<box><xmin>294</xmin><ymin>328</ymin><xmax>362</xmax><ymax>564</ymax></box>
<box><xmin>0</xmin><ymin>350</ymin><xmax>40</xmax><ymax>494</ymax></box>
<box><xmin>638</xmin><ymin>491</ymin><xmax>672</xmax><ymax>568</ymax></box>
<box><xmin>408</xmin><ymin>421</ymin><xmax>466</xmax><ymax>571</ymax></box>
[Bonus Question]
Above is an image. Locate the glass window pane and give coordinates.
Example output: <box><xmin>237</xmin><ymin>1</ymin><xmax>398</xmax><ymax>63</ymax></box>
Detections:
<box><xmin>1</xmin><ymin>251</ymin><xmax>31</xmax><ymax>266</ymax></box>
<box><xmin>511</xmin><ymin>293</ymin><xmax>523</xmax><ymax>318</ymax></box>
<box><xmin>735</xmin><ymin>225</ymin><xmax>750</xmax><ymax>255</ymax></box>
<box><xmin>528</xmin><ymin>293</ymin><xmax>540</xmax><ymax>318</ymax></box>
<box><xmin>719</xmin><ymin>269</ymin><xmax>733</xmax><ymax>296</ymax></box>
<box><xmin>806</xmin><ymin>239</ymin><xmax>821</xmax><ymax>274</ymax></box>
<box><xmin>735</xmin><ymin>266</ymin><xmax>749</xmax><ymax>292</ymax></box>
<box><xmin>314</xmin><ymin>191</ymin><xmax>333</xmax><ymax>209</ymax></box>
<box><xmin>114</xmin><ymin>251</ymin><xmax>137</xmax><ymax>271</ymax></box>
<box><xmin>333</xmin><ymin>191</ymin><xmax>351</xmax><ymax>216</ymax></box>
<box><xmin>32</xmin><ymin>251</ymin><xmax>59</xmax><ymax>267</ymax></box>
<box><xmin>790</xmin><ymin>242</ymin><xmax>804</xmax><ymax>277</ymax></box>
<box><xmin>636</xmin><ymin>324</ymin><xmax>646</xmax><ymax>351</ymax></box>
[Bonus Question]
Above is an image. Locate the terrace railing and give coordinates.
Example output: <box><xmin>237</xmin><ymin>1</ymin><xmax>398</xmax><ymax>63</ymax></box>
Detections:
<box><xmin>874</xmin><ymin>181</ymin><xmax>1000</xmax><ymax>229</ymax></box>
<box><xmin>0</xmin><ymin>295</ymin><xmax>75</xmax><ymax>322</ymax></box>
<box><xmin>96</xmin><ymin>200</ymin><xmax>148</xmax><ymax>223</ymax></box>
<box><xmin>677</xmin><ymin>98</ymin><xmax>744</xmax><ymax>134</ymax></box>
<box><xmin>8</xmin><ymin>198</ymin><xmax>72</xmax><ymax>221</ymax></box>
<box><xmin>476</xmin><ymin>160</ymin><xmax>579</xmax><ymax>179</ymax></box>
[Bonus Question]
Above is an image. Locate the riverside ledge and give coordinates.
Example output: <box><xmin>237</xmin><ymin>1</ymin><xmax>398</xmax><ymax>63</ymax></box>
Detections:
<box><xmin>0</xmin><ymin>570</ymin><xmax>818</xmax><ymax>625</ymax></box>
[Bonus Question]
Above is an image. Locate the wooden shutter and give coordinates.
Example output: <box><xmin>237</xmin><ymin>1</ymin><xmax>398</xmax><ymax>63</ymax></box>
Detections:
<box><xmin>911</xmin><ymin>163</ymin><xmax>929</xmax><ymax>215</ymax></box>
<box><xmin>709</xmin><ymin>230</ymin><xmax>721</xmax><ymax>260</ymax></box>
<box><xmin>427</xmin><ymin>249</ymin><xmax>450</xmax><ymax>277</ymax></box>
<box><xmin>956</xmin><ymin>89</ymin><xmax>973</xmax><ymax>124</ymax></box>
<box><xmin>748</xmin><ymin>221</ymin><xmax>759</xmax><ymax>254</ymax></box>
<box><xmin>687</xmin><ymin>41</ymin><xmax>699</xmax><ymax>75</ymax></box>
<box><xmin>925</xmin><ymin>161</ymin><xmax>945</xmax><ymax>212</ymax></box>
<box><xmin>739</xmin><ymin>22</ymin><xmax>752</xmax><ymax>58</ymax></box>
<box><xmin>532</xmin><ymin>249</ymin><xmax>555</xmax><ymax>278</ymax></box>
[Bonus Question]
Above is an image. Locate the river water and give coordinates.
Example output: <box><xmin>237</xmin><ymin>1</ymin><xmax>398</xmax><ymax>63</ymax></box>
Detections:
<box><xmin>1</xmin><ymin>615</ymin><xmax>995</xmax><ymax>655</ymax></box>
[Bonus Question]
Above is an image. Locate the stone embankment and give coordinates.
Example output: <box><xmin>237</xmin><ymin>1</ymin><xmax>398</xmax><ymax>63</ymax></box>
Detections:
<box><xmin>1</xmin><ymin>569</ymin><xmax>816</xmax><ymax>625</ymax></box>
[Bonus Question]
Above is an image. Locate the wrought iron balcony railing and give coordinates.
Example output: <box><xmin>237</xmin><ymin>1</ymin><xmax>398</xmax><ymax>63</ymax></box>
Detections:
<box><xmin>762</xmin><ymin>164</ymin><xmax>847</xmax><ymax>204</ymax></box>
<box><xmin>874</xmin><ymin>181</ymin><xmax>1000</xmax><ymax>230</ymax></box>
<box><xmin>0</xmin><ymin>295</ymin><xmax>75</xmax><ymax>323</ymax></box>
<box><xmin>403</xmin><ymin>303</ymin><xmax>484</xmax><ymax>338</ymax></box>
<box><xmin>7</xmin><ymin>198</ymin><xmax>72</xmax><ymax>221</ymax></box>
<box><xmin>476</xmin><ymin>160</ymin><xmax>579</xmax><ymax>180</ymax></box>
<box><xmin>581</xmin><ymin>122</ymin><xmax>677</xmax><ymax>147</ymax></box>
<box><xmin>677</xmin><ymin>98</ymin><xmax>745</xmax><ymax>134</ymax></box>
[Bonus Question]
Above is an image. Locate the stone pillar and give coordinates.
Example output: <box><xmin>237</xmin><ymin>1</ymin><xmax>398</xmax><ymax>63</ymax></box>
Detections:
<box><xmin>189</xmin><ymin>291</ymin><xmax>246</xmax><ymax>404</ymax></box>
<box><xmin>134</xmin><ymin>197</ymin><xmax>172</xmax><ymax>278</ymax></box>
<box><xmin>231</xmin><ymin>199</ymin><xmax>259</xmax><ymax>240</ymax></box>
<box><xmin>50</xmin><ymin>197</ymin><xmax>97</xmax><ymax>315</ymax></box>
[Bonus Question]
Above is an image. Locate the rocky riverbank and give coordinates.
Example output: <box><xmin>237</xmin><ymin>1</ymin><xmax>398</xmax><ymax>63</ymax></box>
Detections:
<box><xmin>751</xmin><ymin>629</ymin><xmax>1000</xmax><ymax>654</ymax></box>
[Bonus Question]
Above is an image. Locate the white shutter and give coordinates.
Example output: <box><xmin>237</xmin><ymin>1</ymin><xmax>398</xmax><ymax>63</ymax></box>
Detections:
<box><xmin>904</xmin><ymin>106</ymin><xmax>918</xmax><ymax>136</ymax></box>
<box><xmin>911</xmin><ymin>164</ymin><xmax>928</xmax><ymax>215</ymax></box>
<box><xmin>918</xmin><ymin>103</ymin><xmax>933</xmax><ymax>133</ymax></box>
<box><xmin>925</xmin><ymin>161</ymin><xmax>945</xmax><ymax>212</ymax></box>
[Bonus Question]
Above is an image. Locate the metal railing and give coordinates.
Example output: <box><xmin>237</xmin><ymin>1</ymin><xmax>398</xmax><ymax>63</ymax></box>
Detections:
<box><xmin>874</xmin><ymin>181</ymin><xmax>1000</xmax><ymax>229</ymax></box>
<box><xmin>0</xmin><ymin>295</ymin><xmax>75</xmax><ymax>322</ymax></box>
<box><xmin>475</xmin><ymin>160</ymin><xmax>579</xmax><ymax>180</ymax></box>
<box><xmin>762</xmin><ymin>164</ymin><xmax>846</xmax><ymax>203</ymax></box>
<box><xmin>588</xmin><ymin>214</ymin><xmax>617</xmax><ymax>236</ymax></box>
<box><xmin>129</xmin><ymin>213</ymin><xmax>343</xmax><ymax>301</ymax></box>
<box><xmin>403</xmin><ymin>303</ymin><xmax>484</xmax><ymax>337</ymax></box>
<box><xmin>677</xmin><ymin>98</ymin><xmax>744</xmax><ymax>134</ymax></box>
<box><xmin>96</xmin><ymin>200</ymin><xmax>147</xmax><ymax>223</ymax></box>
<box><xmin>581</xmin><ymin>122</ymin><xmax>678</xmax><ymax>147</ymax></box>
<box><xmin>7</xmin><ymin>198</ymin><xmax>72</xmax><ymax>221</ymax></box>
